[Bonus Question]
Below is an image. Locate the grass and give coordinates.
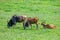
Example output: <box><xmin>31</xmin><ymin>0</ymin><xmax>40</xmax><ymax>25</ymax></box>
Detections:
<box><xmin>0</xmin><ymin>0</ymin><xmax>60</xmax><ymax>40</ymax></box>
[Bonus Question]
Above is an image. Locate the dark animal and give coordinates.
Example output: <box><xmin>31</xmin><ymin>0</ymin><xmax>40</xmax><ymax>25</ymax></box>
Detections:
<box><xmin>23</xmin><ymin>17</ymin><xmax>39</xmax><ymax>29</ymax></box>
<box><xmin>7</xmin><ymin>15</ymin><xmax>17</xmax><ymax>28</ymax></box>
<box><xmin>7</xmin><ymin>15</ymin><xmax>27</xmax><ymax>28</ymax></box>
<box><xmin>41</xmin><ymin>22</ymin><xmax>56</xmax><ymax>29</ymax></box>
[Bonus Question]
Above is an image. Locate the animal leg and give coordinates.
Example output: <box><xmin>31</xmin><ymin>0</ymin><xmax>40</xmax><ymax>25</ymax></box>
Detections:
<box><xmin>23</xmin><ymin>22</ymin><xmax>26</xmax><ymax>30</ymax></box>
<box><xmin>36</xmin><ymin>23</ymin><xmax>38</xmax><ymax>29</ymax></box>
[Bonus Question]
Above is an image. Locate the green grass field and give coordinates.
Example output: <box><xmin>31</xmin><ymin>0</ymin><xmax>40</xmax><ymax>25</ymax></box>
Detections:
<box><xmin>0</xmin><ymin>0</ymin><xmax>60</xmax><ymax>40</ymax></box>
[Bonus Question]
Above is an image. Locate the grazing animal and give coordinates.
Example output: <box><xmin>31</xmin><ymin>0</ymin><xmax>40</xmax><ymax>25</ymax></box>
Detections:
<box><xmin>23</xmin><ymin>17</ymin><xmax>39</xmax><ymax>29</ymax></box>
<box><xmin>7</xmin><ymin>15</ymin><xmax>27</xmax><ymax>28</ymax></box>
<box><xmin>41</xmin><ymin>22</ymin><xmax>56</xmax><ymax>29</ymax></box>
<box><xmin>7</xmin><ymin>15</ymin><xmax>17</xmax><ymax>28</ymax></box>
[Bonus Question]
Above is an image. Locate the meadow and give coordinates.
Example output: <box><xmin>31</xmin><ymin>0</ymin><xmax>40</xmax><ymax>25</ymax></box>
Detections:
<box><xmin>0</xmin><ymin>0</ymin><xmax>60</xmax><ymax>40</ymax></box>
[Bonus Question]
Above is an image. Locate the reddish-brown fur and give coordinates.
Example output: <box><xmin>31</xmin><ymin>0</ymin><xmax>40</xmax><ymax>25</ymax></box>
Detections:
<box><xmin>23</xmin><ymin>17</ymin><xmax>39</xmax><ymax>29</ymax></box>
<box><xmin>28</xmin><ymin>17</ymin><xmax>38</xmax><ymax>24</ymax></box>
<box><xmin>41</xmin><ymin>22</ymin><xmax>56</xmax><ymax>29</ymax></box>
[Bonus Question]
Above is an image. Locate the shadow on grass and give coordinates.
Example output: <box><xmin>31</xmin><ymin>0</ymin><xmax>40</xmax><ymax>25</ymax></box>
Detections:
<box><xmin>7</xmin><ymin>26</ymin><xmax>39</xmax><ymax>30</ymax></box>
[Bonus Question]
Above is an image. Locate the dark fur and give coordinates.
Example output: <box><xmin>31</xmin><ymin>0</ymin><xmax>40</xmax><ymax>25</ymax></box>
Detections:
<box><xmin>7</xmin><ymin>15</ymin><xmax>26</xmax><ymax>28</ymax></box>
<box><xmin>7</xmin><ymin>15</ymin><xmax>17</xmax><ymax>28</ymax></box>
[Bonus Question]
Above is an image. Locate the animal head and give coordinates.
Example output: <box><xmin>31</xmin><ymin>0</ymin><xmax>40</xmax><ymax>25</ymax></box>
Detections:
<box><xmin>7</xmin><ymin>15</ymin><xmax>17</xmax><ymax>28</ymax></box>
<box><xmin>41</xmin><ymin>22</ymin><xmax>46</xmax><ymax>25</ymax></box>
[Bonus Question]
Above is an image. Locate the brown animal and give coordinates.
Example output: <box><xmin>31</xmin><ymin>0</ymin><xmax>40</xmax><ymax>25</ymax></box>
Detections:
<box><xmin>41</xmin><ymin>22</ymin><xmax>56</xmax><ymax>29</ymax></box>
<box><xmin>23</xmin><ymin>17</ymin><xmax>39</xmax><ymax>29</ymax></box>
